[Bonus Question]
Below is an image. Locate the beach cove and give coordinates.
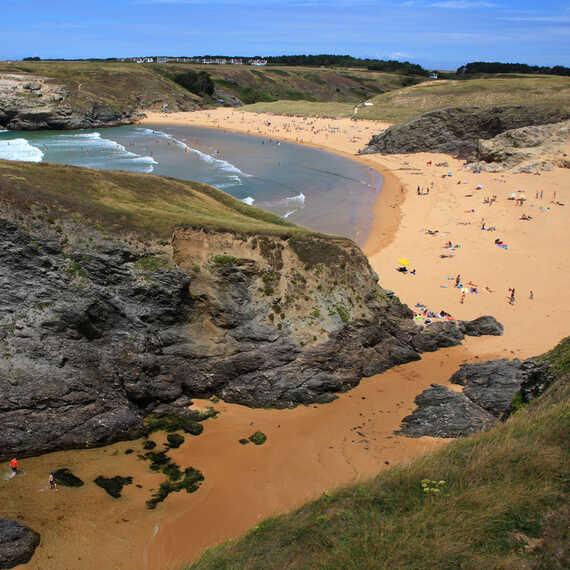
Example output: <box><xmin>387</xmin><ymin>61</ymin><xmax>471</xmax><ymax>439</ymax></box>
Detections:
<box><xmin>2</xmin><ymin>109</ymin><xmax>568</xmax><ymax>569</ymax></box>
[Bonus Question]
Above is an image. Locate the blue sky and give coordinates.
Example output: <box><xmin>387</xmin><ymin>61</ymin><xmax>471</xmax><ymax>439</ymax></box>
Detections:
<box><xmin>2</xmin><ymin>0</ymin><xmax>569</xmax><ymax>69</ymax></box>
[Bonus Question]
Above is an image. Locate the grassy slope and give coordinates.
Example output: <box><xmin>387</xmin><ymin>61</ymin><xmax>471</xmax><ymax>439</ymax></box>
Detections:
<box><xmin>190</xmin><ymin>338</ymin><xmax>570</xmax><ymax>569</ymax></box>
<box><xmin>0</xmin><ymin>60</ymin><xmax>200</xmax><ymax>113</ymax></box>
<box><xmin>0</xmin><ymin>160</ymin><xmax>314</xmax><ymax>239</ymax></box>
<box><xmin>153</xmin><ymin>63</ymin><xmax>424</xmax><ymax>105</ymax></box>
<box><xmin>242</xmin><ymin>75</ymin><xmax>570</xmax><ymax>124</ymax></box>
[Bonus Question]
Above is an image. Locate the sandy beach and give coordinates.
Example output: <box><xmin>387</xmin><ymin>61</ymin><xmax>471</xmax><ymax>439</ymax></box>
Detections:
<box><xmin>143</xmin><ymin>109</ymin><xmax>570</xmax><ymax>358</ymax></box>
<box><xmin>3</xmin><ymin>108</ymin><xmax>568</xmax><ymax>570</ymax></box>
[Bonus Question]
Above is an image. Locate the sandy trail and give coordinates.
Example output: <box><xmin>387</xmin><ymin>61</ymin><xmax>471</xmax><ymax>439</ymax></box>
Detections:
<box><xmin>3</xmin><ymin>108</ymin><xmax>568</xmax><ymax>569</ymax></box>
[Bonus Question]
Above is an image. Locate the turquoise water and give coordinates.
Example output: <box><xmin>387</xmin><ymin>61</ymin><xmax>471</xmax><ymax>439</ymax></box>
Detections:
<box><xmin>0</xmin><ymin>124</ymin><xmax>382</xmax><ymax>244</ymax></box>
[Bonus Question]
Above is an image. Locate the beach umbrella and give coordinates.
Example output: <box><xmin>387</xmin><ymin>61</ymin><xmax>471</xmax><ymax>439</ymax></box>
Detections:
<box><xmin>476</xmin><ymin>184</ymin><xmax>483</xmax><ymax>189</ymax></box>
<box><xmin>397</xmin><ymin>257</ymin><xmax>410</xmax><ymax>266</ymax></box>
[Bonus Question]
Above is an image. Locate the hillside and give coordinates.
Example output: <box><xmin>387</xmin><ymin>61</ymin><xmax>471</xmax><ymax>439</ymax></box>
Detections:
<box><xmin>190</xmin><ymin>338</ymin><xmax>570</xmax><ymax>569</ymax></box>
<box><xmin>0</xmin><ymin>60</ymin><xmax>428</xmax><ymax>129</ymax></box>
<box><xmin>0</xmin><ymin>160</ymin><xmax>502</xmax><ymax>461</ymax></box>
<box><xmin>242</xmin><ymin>75</ymin><xmax>570</xmax><ymax>124</ymax></box>
<box><xmin>155</xmin><ymin>63</ymin><xmax>423</xmax><ymax>105</ymax></box>
<box><xmin>0</xmin><ymin>60</ymin><xmax>202</xmax><ymax>129</ymax></box>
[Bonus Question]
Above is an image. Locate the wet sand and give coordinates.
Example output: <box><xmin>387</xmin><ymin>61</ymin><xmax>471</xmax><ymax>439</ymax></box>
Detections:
<box><xmin>3</xmin><ymin>108</ymin><xmax>568</xmax><ymax>569</ymax></box>
<box><xmin>5</xmin><ymin>348</ymin><xmax>474</xmax><ymax>570</ymax></box>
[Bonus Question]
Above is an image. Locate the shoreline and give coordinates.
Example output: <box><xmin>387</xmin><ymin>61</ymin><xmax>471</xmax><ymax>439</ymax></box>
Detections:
<box><xmin>140</xmin><ymin>111</ymin><xmax>404</xmax><ymax>256</ymax></box>
<box><xmin>141</xmin><ymin>109</ymin><xmax>569</xmax><ymax>358</ymax></box>
<box><xmin>1</xmin><ymin>109</ymin><xmax>566</xmax><ymax>570</ymax></box>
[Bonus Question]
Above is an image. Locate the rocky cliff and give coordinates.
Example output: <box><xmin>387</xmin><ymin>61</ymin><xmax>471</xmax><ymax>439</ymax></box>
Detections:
<box><xmin>473</xmin><ymin>119</ymin><xmax>570</xmax><ymax>171</ymax></box>
<box><xmin>0</xmin><ymin>69</ymin><xmax>197</xmax><ymax>130</ymax></box>
<box><xmin>0</xmin><ymin>161</ymin><xmax>502</xmax><ymax>459</ymax></box>
<box><xmin>362</xmin><ymin>105</ymin><xmax>569</xmax><ymax>160</ymax></box>
<box><xmin>400</xmin><ymin>354</ymin><xmax>556</xmax><ymax>437</ymax></box>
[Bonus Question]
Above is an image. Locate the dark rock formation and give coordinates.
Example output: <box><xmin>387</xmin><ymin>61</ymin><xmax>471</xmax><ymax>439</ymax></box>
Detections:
<box><xmin>400</xmin><ymin>356</ymin><xmax>553</xmax><ymax>437</ymax></box>
<box><xmin>362</xmin><ymin>106</ymin><xmax>569</xmax><ymax>160</ymax></box>
<box><xmin>458</xmin><ymin>315</ymin><xmax>504</xmax><ymax>337</ymax></box>
<box><xmin>0</xmin><ymin>210</ymin><xmax>502</xmax><ymax>459</ymax></box>
<box><xmin>0</xmin><ymin>518</ymin><xmax>40</xmax><ymax>568</ymax></box>
<box><xmin>399</xmin><ymin>384</ymin><xmax>496</xmax><ymax>438</ymax></box>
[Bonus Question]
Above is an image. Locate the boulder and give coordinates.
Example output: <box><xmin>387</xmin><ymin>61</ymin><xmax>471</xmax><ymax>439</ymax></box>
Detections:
<box><xmin>459</xmin><ymin>315</ymin><xmax>504</xmax><ymax>337</ymax></box>
<box><xmin>0</xmin><ymin>518</ymin><xmax>40</xmax><ymax>568</ymax></box>
<box><xmin>399</xmin><ymin>384</ymin><xmax>496</xmax><ymax>438</ymax></box>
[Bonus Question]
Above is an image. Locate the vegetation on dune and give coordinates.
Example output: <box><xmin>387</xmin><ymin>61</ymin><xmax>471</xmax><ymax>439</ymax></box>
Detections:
<box><xmin>0</xmin><ymin>160</ymin><xmax>317</xmax><ymax>240</ymax></box>
<box><xmin>188</xmin><ymin>338</ymin><xmax>570</xmax><ymax>569</ymax></box>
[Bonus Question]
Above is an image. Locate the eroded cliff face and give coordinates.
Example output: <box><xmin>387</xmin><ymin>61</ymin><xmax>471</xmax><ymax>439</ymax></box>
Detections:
<box><xmin>0</xmin><ymin>205</ymin><xmax>499</xmax><ymax>459</ymax></box>
<box><xmin>0</xmin><ymin>74</ymin><xmax>143</xmax><ymax>130</ymax></box>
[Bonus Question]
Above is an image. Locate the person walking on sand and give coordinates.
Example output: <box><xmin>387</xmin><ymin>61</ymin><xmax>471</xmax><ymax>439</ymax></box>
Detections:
<box><xmin>460</xmin><ymin>289</ymin><xmax>466</xmax><ymax>304</ymax></box>
<box><xmin>455</xmin><ymin>274</ymin><xmax>461</xmax><ymax>288</ymax></box>
<box><xmin>529</xmin><ymin>290</ymin><xmax>534</xmax><ymax>300</ymax></box>
<box><xmin>509</xmin><ymin>288</ymin><xmax>516</xmax><ymax>305</ymax></box>
<box><xmin>49</xmin><ymin>472</ymin><xmax>57</xmax><ymax>490</ymax></box>
<box><xmin>10</xmin><ymin>458</ymin><xmax>19</xmax><ymax>477</ymax></box>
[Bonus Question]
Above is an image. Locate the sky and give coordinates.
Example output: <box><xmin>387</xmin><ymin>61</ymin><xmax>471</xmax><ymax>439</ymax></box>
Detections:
<box><xmin>2</xmin><ymin>0</ymin><xmax>569</xmax><ymax>70</ymax></box>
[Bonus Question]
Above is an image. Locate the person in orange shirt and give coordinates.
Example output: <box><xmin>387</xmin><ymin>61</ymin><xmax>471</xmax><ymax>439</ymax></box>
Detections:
<box><xmin>10</xmin><ymin>458</ymin><xmax>19</xmax><ymax>476</ymax></box>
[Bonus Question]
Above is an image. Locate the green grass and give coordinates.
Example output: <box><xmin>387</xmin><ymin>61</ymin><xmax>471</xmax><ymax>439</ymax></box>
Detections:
<box><xmin>0</xmin><ymin>160</ymin><xmax>319</xmax><ymax>240</ymax></box>
<box><xmin>188</xmin><ymin>337</ymin><xmax>570</xmax><ymax>569</ymax></box>
<box><xmin>243</xmin><ymin>75</ymin><xmax>570</xmax><ymax>124</ymax></box>
<box><xmin>356</xmin><ymin>75</ymin><xmax>570</xmax><ymax>123</ymax></box>
<box><xmin>242</xmin><ymin>100</ymin><xmax>355</xmax><ymax>118</ymax></box>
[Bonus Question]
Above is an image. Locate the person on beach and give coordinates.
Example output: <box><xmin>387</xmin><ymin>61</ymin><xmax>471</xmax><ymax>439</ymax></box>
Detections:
<box><xmin>49</xmin><ymin>472</ymin><xmax>57</xmax><ymax>490</ymax></box>
<box><xmin>10</xmin><ymin>458</ymin><xmax>19</xmax><ymax>476</ymax></box>
<box><xmin>529</xmin><ymin>290</ymin><xmax>534</xmax><ymax>300</ymax></box>
<box><xmin>455</xmin><ymin>274</ymin><xmax>461</xmax><ymax>287</ymax></box>
<box><xmin>509</xmin><ymin>288</ymin><xmax>516</xmax><ymax>305</ymax></box>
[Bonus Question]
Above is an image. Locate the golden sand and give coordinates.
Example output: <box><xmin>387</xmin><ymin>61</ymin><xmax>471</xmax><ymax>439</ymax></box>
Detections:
<box><xmin>3</xmin><ymin>108</ymin><xmax>568</xmax><ymax>569</ymax></box>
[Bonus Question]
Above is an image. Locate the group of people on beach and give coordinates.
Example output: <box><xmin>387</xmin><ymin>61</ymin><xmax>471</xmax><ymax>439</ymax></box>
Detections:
<box><xmin>7</xmin><ymin>458</ymin><xmax>57</xmax><ymax>490</ymax></box>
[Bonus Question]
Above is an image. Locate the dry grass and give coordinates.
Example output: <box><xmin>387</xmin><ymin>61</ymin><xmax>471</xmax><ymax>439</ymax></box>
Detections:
<box><xmin>189</xmin><ymin>338</ymin><xmax>570</xmax><ymax>569</ymax></box>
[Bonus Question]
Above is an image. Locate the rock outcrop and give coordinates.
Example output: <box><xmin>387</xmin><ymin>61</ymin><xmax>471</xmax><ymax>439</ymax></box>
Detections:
<box><xmin>0</xmin><ymin>204</ymin><xmax>502</xmax><ymax>459</ymax></box>
<box><xmin>400</xmin><ymin>356</ymin><xmax>553</xmax><ymax>437</ymax></box>
<box><xmin>362</xmin><ymin>106</ymin><xmax>569</xmax><ymax>160</ymax></box>
<box><xmin>474</xmin><ymin>119</ymin><xmax>570</xmax><ymax>170</ymax></box>
<box><xmin>398</xmin><ymin>384</ymin><xmax>496</xmax><ymax>438</ymax></box>
<box><xmin>0</xmin><ymin>518</ymin><xmax>40</xmax><ymax>568</ymax></box>
<box><xmin>0</xmin><ymin>74</ymin><xmax>143</xmax><ymax>130</ymax></box>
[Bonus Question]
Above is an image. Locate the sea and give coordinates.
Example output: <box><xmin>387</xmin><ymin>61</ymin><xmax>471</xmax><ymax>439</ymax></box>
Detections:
<box><xmin>0</xmin><ymin>124</ymin><xmax>382</xmax><ymax>244</ymax></box>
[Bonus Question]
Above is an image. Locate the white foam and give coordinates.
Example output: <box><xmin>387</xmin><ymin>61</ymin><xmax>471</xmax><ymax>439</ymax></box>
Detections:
<box><xmin>0</xmin><ymin>138</ymin><xmax>44</xmax><ymax>162</ymax></box>
<box><xmin>141</xmin><ymin>128</ymin><xmax>249</xmax><ymax>177</ymax></box>
<box><xmin>241</xmin><ymin>196</ymin><xmax>255</xmax><ymax>205</ymax></box>
<box><xmin>51</xmin><ymin>132</ymin><xmax>157</xmax><ymax>172</ymax></box>
<box><xmin>283</xmin><ymin>209</ymin><xmax>296</xmax><ymax>218</ymax></box>
<box><xmin>285</xmin><ymin>192</ymin><xmax>305</xmax><ymax>204</ymax></box>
